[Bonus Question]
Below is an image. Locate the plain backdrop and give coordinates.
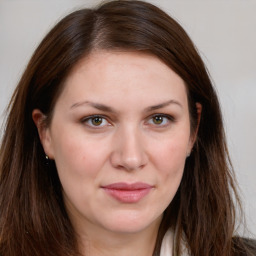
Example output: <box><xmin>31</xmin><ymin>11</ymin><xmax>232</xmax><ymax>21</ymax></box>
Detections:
<box><xmin>0</xmin><ymin>0</ymin><xmax>255</xmax><ymax>237</ymax></box>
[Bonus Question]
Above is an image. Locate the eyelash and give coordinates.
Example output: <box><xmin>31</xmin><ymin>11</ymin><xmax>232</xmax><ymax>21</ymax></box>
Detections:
<box><xmin>81</xmin><ymin>115</ymin><xmax>111</xmax><ymax>128</ymax></box>
<box><xmin>147</xmin><ymin>114</ymin><xmax>175</xmax><ymax>127</ymax></box>
<box><xmin>81</xmin><ymin>114</ymin><xmax>175</xmax><ymax>129</ymax></box>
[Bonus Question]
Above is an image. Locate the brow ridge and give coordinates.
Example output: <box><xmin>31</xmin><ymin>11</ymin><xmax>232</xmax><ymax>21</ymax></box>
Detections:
<box><xmin>70</xmin><ymin>99</ymin><xmax>182</xmax><ymax>113</ymax></box>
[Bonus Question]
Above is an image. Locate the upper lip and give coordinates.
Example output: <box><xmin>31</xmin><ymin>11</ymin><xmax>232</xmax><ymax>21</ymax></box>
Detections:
<box><xmin>101</xmin><ymin>182</ymin><xmax>153</xmax><ymax>190</ymax></box>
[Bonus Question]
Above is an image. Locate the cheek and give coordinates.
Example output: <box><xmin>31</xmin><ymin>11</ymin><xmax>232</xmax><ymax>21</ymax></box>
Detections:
<box><xmin>146</xmin><ymin>134</ymin><xmax>189</xmax><ymax>217</ymax></box>
<box><xmin>50</xmin><ymin>132</ymin><xmax>111</xmax><ymax>209</ymax></box>
<box><xmin>153</xmin><ymin>135</ymin><xmax>189</xmax><ymax>173</ymax></box>
<box><xmin>149</xmin><ymin>131</ymin><xmax>190</xmax><ymax>200</ymax></box>
<box><xmin>51</xmin><ymin>130</ymin><xmax>110</xmax><ymax>179</ymax></box>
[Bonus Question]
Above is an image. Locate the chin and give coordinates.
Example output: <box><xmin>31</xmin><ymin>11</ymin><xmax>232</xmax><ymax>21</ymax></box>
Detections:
<box><xmin>99</xmin><ymin>211</ymin><xmax>162</xmax><ymax>234</ymax></box>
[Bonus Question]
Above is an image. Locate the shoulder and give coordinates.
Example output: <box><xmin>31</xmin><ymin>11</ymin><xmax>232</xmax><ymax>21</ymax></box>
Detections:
<box><xmin>232</xmin><ymin>237</ymin><xmax>256</xmax><ymax>256</ymax></box>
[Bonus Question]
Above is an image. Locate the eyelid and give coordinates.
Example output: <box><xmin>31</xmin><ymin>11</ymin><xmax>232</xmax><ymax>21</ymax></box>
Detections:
<box><xmin>80</xmin><ymin>113</ymin><xmax>175</xmax><ymax>129</ymax></box>
<box><xmin>150</xmin><ymin>113</ymin><xmax>175</xmax><ymax>121</ymax></box>
<box><xmin>81</xmin><ymin>114</ymin><xmax>112</xmax><ymax>128</ymax></box>
<box><xmin>146</xmin><ymin>113</ymin><xmax>175</xmax><ymax>126</ymax></box>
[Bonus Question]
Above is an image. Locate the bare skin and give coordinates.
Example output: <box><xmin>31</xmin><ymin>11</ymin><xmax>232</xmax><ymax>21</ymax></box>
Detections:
<box><xmin>33</xmin><ymin>51</ymin><xmax>200</xmax><ymax>255</ymax></box>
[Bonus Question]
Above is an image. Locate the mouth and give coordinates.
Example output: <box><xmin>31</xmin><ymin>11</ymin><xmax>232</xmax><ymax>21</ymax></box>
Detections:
<box><xmin>101</xmin><ymin>182</ymin><xmax>154</xmax><ymax>203</ymax></box>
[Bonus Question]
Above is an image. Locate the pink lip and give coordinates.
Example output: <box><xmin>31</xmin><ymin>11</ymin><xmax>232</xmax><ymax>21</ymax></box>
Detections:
<box><xmin>101</xmin><ymin>182</ymin><xmax>154</xmax><ymax>203</ymax></box>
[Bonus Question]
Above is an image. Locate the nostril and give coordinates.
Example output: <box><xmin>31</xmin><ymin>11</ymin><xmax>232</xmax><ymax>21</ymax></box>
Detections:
<box><xmin>110</xmin><ymin>147</ymin><xmax>148</xmax><ymax>171</ymax></box>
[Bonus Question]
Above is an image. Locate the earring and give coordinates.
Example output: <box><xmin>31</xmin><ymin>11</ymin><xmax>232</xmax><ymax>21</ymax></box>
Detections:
<box><xmin>45</xmin><ymin>154</ymin><xmax>50</xmax><ymax>165</ymax></box>
<box><xmin>186</xmin><ymin>152</ymin><xmax>190</xmax><ymax>158</ymax></box>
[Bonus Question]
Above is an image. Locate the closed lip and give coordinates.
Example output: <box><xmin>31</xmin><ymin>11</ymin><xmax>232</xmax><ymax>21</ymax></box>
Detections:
<box><xmin>101</xmin><ymin>182</ymin><xmax>154</xmax><ymax>190</ymax></box>
<box><xmin>101</xmin><ymin>182</ymin><xmax>154</xmax><ymax>203</ymax></box>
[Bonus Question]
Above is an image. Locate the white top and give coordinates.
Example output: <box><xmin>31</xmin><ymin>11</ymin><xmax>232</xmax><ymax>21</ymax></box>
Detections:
<box><xmin>160</xmin><ymin>228</ymin><xmax>189</xmax><ymax>256</ymax></box>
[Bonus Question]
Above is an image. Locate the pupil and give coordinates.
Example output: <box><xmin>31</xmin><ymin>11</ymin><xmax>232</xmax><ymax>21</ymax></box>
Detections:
<box><xmin>153</xmin><ymin>116</ymin><xmax>163</xmax><ymax>124</ymax></box>
<box><xmin>92</xmin><ymin>117</ymin><xmax>102</xmax><ymax>126</ymax></box>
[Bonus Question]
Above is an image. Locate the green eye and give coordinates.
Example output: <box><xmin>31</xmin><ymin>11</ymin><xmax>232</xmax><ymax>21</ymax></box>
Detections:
<box><xmin>91</xmin><ymin>117</ymin><xmax>103</xmax><ymax>126</ymax></box>
<box><xmin>148</xmin><ymin>114</ymin><xmax>174</xmax><ymax>127</ymax></box>
<box><xmin>152</xmin><ymin>116</ymin><xmax>164</xmax><ymax>125</ymax></box>
<box><xmin>82</xmin><ymin>115</ymin><xmax>109</xmax><ymax>128</ymax></box>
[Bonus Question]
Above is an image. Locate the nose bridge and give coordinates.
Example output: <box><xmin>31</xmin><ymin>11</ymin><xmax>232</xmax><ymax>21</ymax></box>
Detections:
<box><xmin>110</xmin><ymin>123</ymin><xmax>147</xmax><ymax>171</ymax></box>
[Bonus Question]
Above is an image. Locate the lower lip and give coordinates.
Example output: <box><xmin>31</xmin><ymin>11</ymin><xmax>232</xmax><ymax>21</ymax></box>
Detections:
<box><xmin>103</xmin><ymin>188</ymin><xmax>152</xmax><ymax>203</ymax></box>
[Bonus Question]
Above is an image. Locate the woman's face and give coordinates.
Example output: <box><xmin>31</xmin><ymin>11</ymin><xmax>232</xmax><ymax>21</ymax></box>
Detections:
<box><xmin>37</xmin><ymin>51</ymin><xmax>194</xmax><ymax>236</ymax></box>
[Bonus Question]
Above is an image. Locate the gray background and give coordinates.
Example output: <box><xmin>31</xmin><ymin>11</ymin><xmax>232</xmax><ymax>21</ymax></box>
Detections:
<box><xmin>0</xmin><ymin>0</ymin><xmax>255</xmax><ymax>237</ymax></box>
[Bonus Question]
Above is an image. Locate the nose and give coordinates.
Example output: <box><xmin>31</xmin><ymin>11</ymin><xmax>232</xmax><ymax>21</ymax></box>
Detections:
<box><xmin>110</xmin><ymin>126</ymin><xmax>148</xmax><ymax>171</ymax></box>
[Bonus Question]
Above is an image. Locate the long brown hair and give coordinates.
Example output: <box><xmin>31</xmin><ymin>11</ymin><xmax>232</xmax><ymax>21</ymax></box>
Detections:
<box><xmin>0</xmin><ymin>1</ymin><xmax>253</xmax><ymax>255</ymax></box>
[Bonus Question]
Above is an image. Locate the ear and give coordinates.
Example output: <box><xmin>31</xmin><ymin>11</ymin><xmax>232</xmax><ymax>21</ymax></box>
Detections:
<box><xmin>187</xmin><ymin>102</ymin><xmax>202</xmax><ymax>155</ymax></box>
<box><xmin>32</xmin><ymin>109</ymin><xmax>55</xmax><ymax>159</ymax></box>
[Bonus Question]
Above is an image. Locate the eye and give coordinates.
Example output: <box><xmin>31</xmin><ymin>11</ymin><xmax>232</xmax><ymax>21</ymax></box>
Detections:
<box><xmin>152</xmin><ymin>116</ymin><xmax>165</xmax><ymax>125</ymax></box>
<box><xmin>82</xmin><ymin>115</ymin><xmax>110</xmax><ymax>128</ymax></box>
<box><xmin>147</xmin><ymin>114</ymin><xmax>174</xmax><ymax>127</ymax></box>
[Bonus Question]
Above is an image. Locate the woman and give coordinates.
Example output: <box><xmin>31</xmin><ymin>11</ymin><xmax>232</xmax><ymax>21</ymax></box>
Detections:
<box><xmin>0</xmin><ymin>0</ymin><xmax>255</xmax><ymax>255</ymax></box>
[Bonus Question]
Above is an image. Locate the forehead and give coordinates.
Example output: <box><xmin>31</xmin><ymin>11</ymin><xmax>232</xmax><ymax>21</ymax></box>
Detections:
<box><xmin>58</xmin><ymin>50</ymin><xmax>188</xmax><ymax>109</ymax></box>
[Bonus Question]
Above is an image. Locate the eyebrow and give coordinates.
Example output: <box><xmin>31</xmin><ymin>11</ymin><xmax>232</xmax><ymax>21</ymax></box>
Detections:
<box><xmin>70</xmin><ymin>99</ymin><xmax>182</xmax><ymax>112</ymax></box>
<box><xmin>70</xmin><ymin>101</ymin><xmax>115</xmax><ymax>113</ymax></box>
<box><xmin>145</xmin><ymin>99</ymin><xmax>183</xmax><ymax>112</ymax></box>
